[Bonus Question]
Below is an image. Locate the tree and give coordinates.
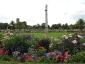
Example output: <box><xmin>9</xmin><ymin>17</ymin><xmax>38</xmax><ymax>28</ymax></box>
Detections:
<box><xmin>0</xmin><ymin>23</ymin><xmax>8</xmax><ymax>30</ymax></box>
<box><xmin>4</xmin><ymin>23</ymin><xmax>9</xmax><ymax>30</ymax></box>
<box><xmin>61</xmin><ymin>23</ymin><xmax>69</xmax><ymax>29</ymax></box>
<box><xmin>32</xmin><ymin>25</ymin><xmax>38</xmax><ymax>29</ymax></box>
<box><xmin>75</xmin><ymin>19</ymin><xmax>85</xmax><ymax>31</ymax></box>
<box><xmin>16</xmin><ymin>18</ymin><xmax>21</xmax><ymax>29</ymax></box>
<box><xmin>10</xmin><ymin>20</ymin><xmax>15</xmax><ymax>29</ymax></box>
<box><xmin>37</xmin><ymin>24</ymin><xmax>42</xmax><ymax>29</ymax></box>
<box><xmin>21</xmin><ymin>21</ymin><xmax>27</xmax><ymax>29</ymax></box>
<box><xmin>51</xmin><ymin>23</ymin><xmax>61</xmax><ymax>29</ymax></box>
<box><xmin>0</xmin><ymin>23</ymin><xmax>4</xmax><ymax>29</ymax></box>
<box><xmin>69</xmin><ymin>24</ymin><xmax>78</xmax><ymax>29</ymax></box>
<box><xmin>41</xmin><ymin>23</ymin><xmax>45</xmax><ymax>29</ymax></box>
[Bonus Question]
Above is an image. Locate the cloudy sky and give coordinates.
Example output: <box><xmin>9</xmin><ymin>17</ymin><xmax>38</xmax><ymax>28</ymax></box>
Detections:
<box><xmin>0</xmin><ymin>0</ymin><xmax>85</xmax><ymax>26</ymax></box>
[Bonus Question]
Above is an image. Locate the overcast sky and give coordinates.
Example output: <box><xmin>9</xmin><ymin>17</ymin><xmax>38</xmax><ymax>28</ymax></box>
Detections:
<box><xmin>0</xmin><ymin>0</ymin><xmax>85</xmax><ymax>26</ymax></box>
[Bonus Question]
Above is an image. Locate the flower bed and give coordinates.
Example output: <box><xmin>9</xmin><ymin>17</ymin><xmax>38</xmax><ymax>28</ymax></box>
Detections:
<box><xmin>0</xmin><ymin>32</ymin><xmax>84</xmax><ymax>63</ymax></box>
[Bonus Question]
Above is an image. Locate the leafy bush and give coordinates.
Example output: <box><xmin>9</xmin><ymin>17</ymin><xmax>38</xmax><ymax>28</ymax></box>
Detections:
<box><xmin>36</xmin><ymin>38</ymin><xmax>50</xmax><ymax>53</ymax></box>
<box><xmin>5</xmin><ymin>35</ymin><xmax>30</xmax><ymax>54</ymax></box>
<box><xmin>39</xmin><ymin>56</ymin><xmax>57</xmax><ymax>63</ymax></box>
<box><xmin>25</xmin><ymin>35</ymin><xmax>39</xmax><ymax>48</ymax></box>
<box><xmin>69</xmin><ymin>52</ymin><xmax>85</xmax><ymax>63</ymax></box>
<box><xmin>80</xmin><ymin>38</ymin><xmax>85</xmax><ymax>43</ymax></box>
<box><xmin>37</xmin><ymin>47</ymin><xmax>46</xmax><ymax>56</ymax></box>
<box><xmin>0</xmin><ymin>32</ymin><xmax>4</xmax><ymax>40</ymax></box>
<box><xmin>0</xmin><ymin>55</ymin><xmax>11</xmax><ymax>61</ymax></box>
<box><xmin>49</xmin><ymin>38</ymin><xmax>61</xmax><ymax>51</ymax></box>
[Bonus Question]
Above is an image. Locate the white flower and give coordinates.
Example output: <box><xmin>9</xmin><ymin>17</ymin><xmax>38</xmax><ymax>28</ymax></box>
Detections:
<box><xmin>10</xmin><ymin>33</ymin><xmax>13</xmax><ymax>36</ymax></box>
<box><xmin>82</xmin><ymin>43</ymin><xmax>85</xmax><ymax>46</ymax></box>
<box><xmin>50</xmin><ymin>37</ymin><xmax>53</xmax><ymax>39</ymax></box>
<box><xmin>62</xmin><ymin>35</ymin><xmax>66</xmax><ymax>37</ymax></box>
<box><xmin>68</xmin><ymin>34</ymin><xmax>72</xmax><ymax>37</ymax></box>
<box><xmin>63</xmin><ymin>35</ymin><xmax>68</xmax><ymax>39</ymax></box>
<box><xmin>72</xmin><ymin>40</ymin><xmax>77</xmax><ymax>44</ymax></box>
<box><xmin>49</xmin><ymin>43</ymin><xmax>53</xmax><ymax>48</ymax></box>
<box><xmin>77</xmin><ymin>35</ymin><xmax>83</xmax><ymax>39</ymax></box>
<box><xmin>55</xmin><ymin>39</ymin><xmax>59</xmax><ymax>41</ymax></box>
<box><xmin>4</xmin><ymin>36</ymin><xmax>9</xmax><ymax>39</ymax></box>
<box><xmin>54</xmin><ymin>38</ymin><xmax>57</xmax><ymax>41</ymax></box>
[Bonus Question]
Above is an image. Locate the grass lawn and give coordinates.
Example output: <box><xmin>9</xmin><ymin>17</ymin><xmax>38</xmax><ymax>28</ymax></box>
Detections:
<box><xmin>17</xmin><ymin>32</ymin><xmax>73</xmax><ymax>39</ymax></box>
<box><xmin>0</xmin><ymin>61</ymin><xmax>53</xmax><ymax>64</ymax></box>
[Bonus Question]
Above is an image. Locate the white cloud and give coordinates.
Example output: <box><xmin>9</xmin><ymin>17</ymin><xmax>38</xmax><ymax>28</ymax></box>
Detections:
<box><xmin>0</xmin><ymin>0</ymin><xmax>85</xmax><ymax>25</ymax></box>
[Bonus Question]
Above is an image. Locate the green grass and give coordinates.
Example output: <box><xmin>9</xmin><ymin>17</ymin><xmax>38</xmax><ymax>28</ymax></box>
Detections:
<box><xmin>19</xmin><ymin>32</ymin><xmax>73</xmax><ymax>39</ymax></box>
<box><xmin>0</xmin><ymin>61</ymin><xmax>54</xmax><ymax>64</ymax></box>
<box><xmin>0</xmin><ymin>32</ymin><xmax>4</xmax><ymax>39</ymax></box>
<box><xmin>0</xmin><ymin>61</ymin><xmax>17</xmax><ymax>64</ymax></box>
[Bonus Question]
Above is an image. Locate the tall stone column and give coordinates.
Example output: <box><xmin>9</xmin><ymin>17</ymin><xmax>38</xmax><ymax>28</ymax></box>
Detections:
<box><xmin>45</xmin><ymin>4</ymin><xmax>48</xmax><ymax>35</ymax></box>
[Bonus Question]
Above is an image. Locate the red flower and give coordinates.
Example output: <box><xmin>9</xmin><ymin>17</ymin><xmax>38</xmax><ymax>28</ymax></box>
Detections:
<box><xmin>24</xmin><ymin>54</ymin><xmax>33</xmax><ymax>61</ymax></box>
<box><xmin>0</xmin><ymin>49</ymin><xmax>8</xmax><ymax>55</ymax></box>
<box><xmin>56</xmin><ymin>51</ymin><xmax>71</xmax><ymax>62</ymax></box>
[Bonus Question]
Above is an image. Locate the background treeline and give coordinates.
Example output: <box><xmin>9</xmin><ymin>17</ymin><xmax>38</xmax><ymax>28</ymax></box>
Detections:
<box><xmin>0</xmin><ymin>18</ymin><xmax>85</xmax><ymax>31</ymax></box>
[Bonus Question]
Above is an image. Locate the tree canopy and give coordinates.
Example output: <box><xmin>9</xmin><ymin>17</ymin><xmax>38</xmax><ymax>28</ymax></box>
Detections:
<box><xmin>0</xmin><ymin>18</ymin><xmax>85</xmax><ymax>31</ymax></box>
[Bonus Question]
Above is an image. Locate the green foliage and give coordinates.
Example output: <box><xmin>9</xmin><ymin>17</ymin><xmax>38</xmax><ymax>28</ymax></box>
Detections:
<box><xmin>0</xmin><ymin>23</ymin><xmax>8</xmax><ymax>30</ymax></box>
<box><xmin>37</xmin><ymin>47</ymin><xmax>46</xmax><ymax>56</ymax></box>
<box><xmin>0</xmin><ymin>61</ymin><xmax>17</xmax><ymax>64</ymax></box>
<box><xmin>39</xmin><ymin>56</ymin><xmax>57</xmax><ymax>63</ymax></box>
<box><xmin>80</xmin><ymin>38</ymin><xmax>85</xmax><ymax>43</ymax></box>
<box><xmin>0</xmin><ymin>18</ymin><xmax>85</xmax><ymax>30</ymax></box>
<box><xmin>5</xmin><ymin>35</ymin><xmax>29</xmax><ymax>53</ymax></box>
<box><xmin>75</xmin><ymin>19</ymin><xmax>85</xmax><ymax>31</ymax></box>
<box><xmin>0</xmin><ymin>32</ymin><xmax>4</xmax><ymax>40</ymax></box>
<box><xmin>0</xmin><ymin>55</ymin><xmax>11</xmax><ymax>61</ymax></box>
<box><xmin>0</xmin><ymin>32</ymin><xmax>85</xmax><ymax>63</ymax></box>
<box><xmin>51</xmin><ymin>23</ymin><xmax>61</xmax><ymax>29</ymax></box>
<box><xmin>69</xmin><ymin>52</ymin><xmax>85</xmax><ymax>63</ymax></box>
<box><xmin>62</xmin><ymin>23</ymin><xmax>69</xmax><ymax>29</ymax></box>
